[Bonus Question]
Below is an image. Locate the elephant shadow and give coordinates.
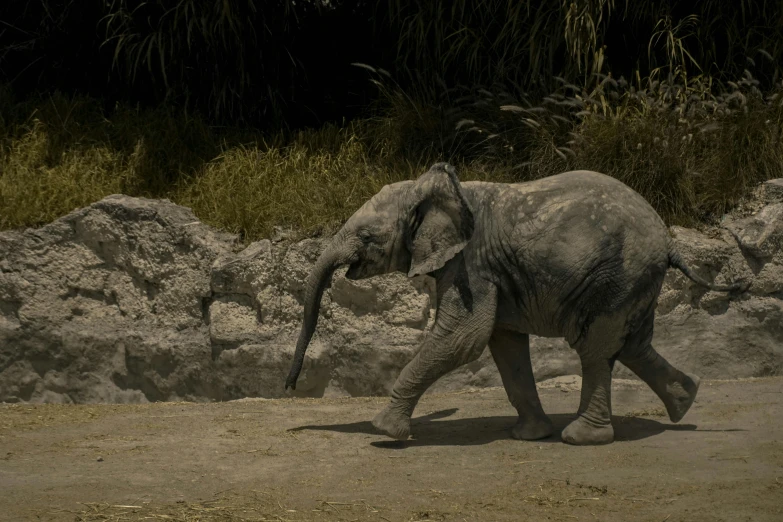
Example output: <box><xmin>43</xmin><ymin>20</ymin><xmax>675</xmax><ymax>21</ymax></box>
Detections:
<box><xmin>288</xmin><ymin>408</ymin><xmax>737</xmax><ymax>447</ymax></box>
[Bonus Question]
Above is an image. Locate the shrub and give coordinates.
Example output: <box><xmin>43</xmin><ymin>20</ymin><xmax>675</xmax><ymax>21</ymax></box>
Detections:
<box><xmin>461</xmin><ymin>71</ymin><xmax>783</xmax><ymax>225</ymax></box>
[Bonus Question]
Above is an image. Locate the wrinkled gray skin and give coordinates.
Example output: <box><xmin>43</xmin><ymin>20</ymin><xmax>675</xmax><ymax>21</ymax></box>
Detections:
<box><xmin>286</xmin><ymin>163</ymin><xmax>748</xmax><ymax>445</ymax></box>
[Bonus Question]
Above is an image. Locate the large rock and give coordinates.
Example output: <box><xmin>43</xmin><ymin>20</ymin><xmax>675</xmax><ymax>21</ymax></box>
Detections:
<box><xmin>1</xmin><ymin>182</ymin><xmax>782</xmax><ymax>404</ymax></box>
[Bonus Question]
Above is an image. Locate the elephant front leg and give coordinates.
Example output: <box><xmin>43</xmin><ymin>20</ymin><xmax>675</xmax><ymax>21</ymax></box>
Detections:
<box><xmin>372</xmin><ymin>278</ymin><xmax>498</xmax><ymax>441</ymax></box>
<box><xmin>371</xmin><ymin>336</ymin><xmax>465</xmax><ymax>440</ymax></box>
<box><xmin>489</xmin><ymin>329</ymin><xmax>553</xmax><ymax>440</ymax></box>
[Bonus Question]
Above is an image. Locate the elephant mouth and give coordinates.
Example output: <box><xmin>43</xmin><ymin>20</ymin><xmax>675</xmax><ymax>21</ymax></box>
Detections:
<box><xmin>345</xmin><ymin>261</ymin><xmax>362</xmax><ymax>280</ymax></box>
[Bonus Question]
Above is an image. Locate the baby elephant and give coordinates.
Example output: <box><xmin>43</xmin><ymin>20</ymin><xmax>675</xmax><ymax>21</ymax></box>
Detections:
<box><xmin>285</xmin><ymin>163</ymin><xmax>747</xmax><ymax>445</ymax></box>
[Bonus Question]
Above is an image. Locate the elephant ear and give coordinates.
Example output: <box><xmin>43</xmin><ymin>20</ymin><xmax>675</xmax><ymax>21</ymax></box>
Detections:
<box><xmin>406</xmin><ymin>163</ymin><xmax>474</xmax><ymax>277</ymax></box>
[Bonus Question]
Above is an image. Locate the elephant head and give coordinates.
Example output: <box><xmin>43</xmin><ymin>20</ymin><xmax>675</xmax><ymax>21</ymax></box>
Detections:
<box><xmin>285</xmin><ymin>162</ymin><xmax>474</xmax><ymax>390</ymax></box>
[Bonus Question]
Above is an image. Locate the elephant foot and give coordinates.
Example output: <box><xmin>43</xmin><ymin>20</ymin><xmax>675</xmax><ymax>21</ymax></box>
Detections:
<box><xmin>561</xmin><ymin>417</ymin><xmax>614</xmax><ymax>446</ymax></box>
<box><xmin>372</xmin><ymin>405</ymin><xmax>411</xmax><ymax>440</ymax></box>
<box><xmin>511</xmin><ymin>415</ymin><xmax>553</xmax><ymax>441</ymax></box>
<box><xmin>663</xmin><ymin>372</ymin><xmax>701</xmax><ymax>423</ymax></box>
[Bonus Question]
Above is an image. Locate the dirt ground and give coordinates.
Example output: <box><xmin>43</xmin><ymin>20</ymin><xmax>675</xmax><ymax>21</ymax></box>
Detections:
<box><xmin>1</xmin><ymin>376</ymin><xmax>782</xmax><ymax>522</ymax></box>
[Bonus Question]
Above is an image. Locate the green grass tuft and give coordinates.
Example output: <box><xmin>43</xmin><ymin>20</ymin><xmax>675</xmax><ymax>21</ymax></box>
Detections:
<box><xmin>0</xmin><ymin>120</ymin><xmax>130</xmax><ymax>229</ymax></box>
<box><xmin>177</xmin><ymin>138</ymin><xmax>397</xmax><ymax>239</ymax></box>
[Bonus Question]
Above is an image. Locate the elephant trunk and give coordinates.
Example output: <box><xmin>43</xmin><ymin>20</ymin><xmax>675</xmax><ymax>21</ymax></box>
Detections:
<box><xmin>285</xmin><ymin>238</ymin><xmax>354</xmax><ymax>390</ymax></box>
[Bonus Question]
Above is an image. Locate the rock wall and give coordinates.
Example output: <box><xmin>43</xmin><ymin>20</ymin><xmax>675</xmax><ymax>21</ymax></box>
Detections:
<box><xmin>1</xmin><ymin>181</ymin><xmax>781</xmax><ymax>404</ymax></box>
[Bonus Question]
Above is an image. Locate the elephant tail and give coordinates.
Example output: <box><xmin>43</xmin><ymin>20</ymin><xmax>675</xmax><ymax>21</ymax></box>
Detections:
<box><xmin>667</xmin><ymin>248</ymin><xmax>750</xmax><ymax>293</ymax></box>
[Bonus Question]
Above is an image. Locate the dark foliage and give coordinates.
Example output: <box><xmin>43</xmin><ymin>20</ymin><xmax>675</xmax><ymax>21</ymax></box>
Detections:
<box><xmin>2</xmin><ymin>1</ymin><xmax>781</xmax><ymax>129</ymax></box>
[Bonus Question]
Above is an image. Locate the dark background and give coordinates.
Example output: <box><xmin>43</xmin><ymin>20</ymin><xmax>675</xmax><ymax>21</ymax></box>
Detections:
<box><xmin>1</xmin><ymin>1</ymin><xmax>781</xmax><ymax>129</ymax></box>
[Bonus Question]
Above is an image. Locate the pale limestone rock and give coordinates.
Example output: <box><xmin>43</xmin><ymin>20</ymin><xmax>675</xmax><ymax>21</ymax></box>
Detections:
<box><xmin>1</xmin><ymin>182</ymin><xmax>782</xmax><ymax>403</ymax></box>
<box><xmin>762</xmin><ymin>179</ymin><xmax>783</xmax><ymax>203</ymax></box>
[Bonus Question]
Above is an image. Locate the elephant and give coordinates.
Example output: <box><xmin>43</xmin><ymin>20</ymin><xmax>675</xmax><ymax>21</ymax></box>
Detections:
<box><xmin>285</xmin><ymin>162</ymin><xmax>748</xmax><ymax>445</ymax></box>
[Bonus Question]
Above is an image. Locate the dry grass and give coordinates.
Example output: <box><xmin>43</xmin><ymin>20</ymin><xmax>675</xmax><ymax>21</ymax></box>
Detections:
<box><xmin>1</xmin><ymin>78</ymin><xmax>781</xmax><ymax>240</ymax></box>
<box><xmin>623</xmin><ymin>407</ymin><xmax>667</xmax><ymax>418</ymax></box>
<box><xmin>0</xmin><ymin>121</ymin><xmax>131</xmax><ymax>228</ymax></box>
<box><xmin>55</xmin><ymin>496</ymin><xmax>283</xmax><ymax>522</ymax></box>
<box><xmin>0</xmin><ymin>89</ymin><xmax>219</xmax><ymax>230</ymax></box>
<box><xmin>0</xmin><ymin>402</ymin><xmax>187</xmax><ymax>435</ymax></box>
<box><xmin>176</xmin><ymin>136</ymin><xmax>395</xmax><ymax>239</ymax></box>
<box><xmin>55</xmin><ymin>492</ymin><xmax>387</xmax><ymax>522</ymax></box>
<box><xmin>0</xmin><ymin>88</ymin><xmax>515</xmax><ymax>240</ymax></box>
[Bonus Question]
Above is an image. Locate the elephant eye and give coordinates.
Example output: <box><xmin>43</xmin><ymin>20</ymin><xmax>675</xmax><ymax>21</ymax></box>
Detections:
<box><xmin>358</xmin><ymin>229</ymin><xmax>372</xmax><ymax>243</ymax></box>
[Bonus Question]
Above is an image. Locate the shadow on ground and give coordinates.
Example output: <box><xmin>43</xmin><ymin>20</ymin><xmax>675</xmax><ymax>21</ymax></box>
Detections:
<box><xmin>286</xmin><ymin>408</ymin><xmax>743</xmax><ymax>448</ymax></box>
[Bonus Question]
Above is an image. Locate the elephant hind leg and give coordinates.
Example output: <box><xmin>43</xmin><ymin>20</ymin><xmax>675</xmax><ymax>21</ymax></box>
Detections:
<box><xmin>615</xmin><ymin>310</ymin><xmax>700</xmax><ymax>423</ymax></box>
<box><xmin>489</xmin><ymin>329</ymin><xmax>553</xmax><ymax>440</ymax></box>
<box><xmin>617</xmin><ymin>314</ymin><xmax>700</xmax><ymax>423</ymax></box>
<box><xmin>620</xmin><ymin>344</ymin><xmax>701</xmax><ymax>423</ymax></box>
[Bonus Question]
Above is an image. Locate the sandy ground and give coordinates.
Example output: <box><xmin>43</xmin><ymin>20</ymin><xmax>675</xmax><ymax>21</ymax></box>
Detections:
<box><xmin>1</xmin><ymin>376</ymin><xmax>782</xmax><ymax>522</ymax></box>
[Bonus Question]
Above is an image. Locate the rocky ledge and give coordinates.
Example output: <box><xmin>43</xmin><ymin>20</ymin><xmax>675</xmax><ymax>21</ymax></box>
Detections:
<box><xmin>1</xmin><ymin>181</ymin><xmax>781</xmax><ymax>403</ymax></box>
